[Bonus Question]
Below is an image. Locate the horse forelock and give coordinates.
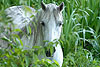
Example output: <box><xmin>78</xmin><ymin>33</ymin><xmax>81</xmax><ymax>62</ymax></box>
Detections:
<box><xmin>38</xmin><ymin>3</ymin><xmax>63</xmax><ymax>24</ymax></box>
<box><xmin>46</xmin><ymin>4</ymin><xmax>57</xmax><ymax>12</ymax></box>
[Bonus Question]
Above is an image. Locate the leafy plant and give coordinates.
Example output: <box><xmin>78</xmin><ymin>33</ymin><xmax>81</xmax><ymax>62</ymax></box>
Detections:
<box><xmin>0</xmin><ymin>0</ymin><xmax>100</xmax><ymax>67</ymax></box>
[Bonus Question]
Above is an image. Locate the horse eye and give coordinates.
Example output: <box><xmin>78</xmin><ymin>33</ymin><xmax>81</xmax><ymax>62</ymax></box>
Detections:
<box><xmin>59</xmin><ymin>23</ymin><xmax>62</xmax><ymax>26</ymax></box>
<box><xmin>41</xmin><ymin>21</ymin><xmax>45</xmax><ymax>26</ymax></box>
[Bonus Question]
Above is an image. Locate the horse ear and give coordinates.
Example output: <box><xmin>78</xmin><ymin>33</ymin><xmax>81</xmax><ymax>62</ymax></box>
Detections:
<box><xmin>41</xmin><ymin>1</ymin><xmax>46</xmax><ymax>11</ymax></box>
<box><xmin>57</xmin><ymin>2</ymin><xmax>64</xmax><ymax>12</ymax></box>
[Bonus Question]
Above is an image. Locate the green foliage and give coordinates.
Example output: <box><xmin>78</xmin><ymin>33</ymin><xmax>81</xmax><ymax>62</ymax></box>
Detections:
<box><xmin>0</xmin><ymin>46</ymin><xmax>58</xmax><ymax>67</ymax></box>
<box><xmin>63</xmin><ymin>47</ymin><xmax>100</xmax><ymax>67</ymax></box>
<box><xmin>0</xmin><ymin>0</ymin><xmax>100</xmax><ymax>67</ymax></box>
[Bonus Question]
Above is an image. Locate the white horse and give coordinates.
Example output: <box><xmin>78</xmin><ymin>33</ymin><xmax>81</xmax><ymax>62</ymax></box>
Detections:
<box><xmin>0</xmin><ymin>1</ymin><xmax>64</xmax><ymax>67</ymax></box>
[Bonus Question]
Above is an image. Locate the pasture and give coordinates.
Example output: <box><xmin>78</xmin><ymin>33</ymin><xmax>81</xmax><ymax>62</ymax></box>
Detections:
<box><xmin>0</xmin><ymin>0</ymin><xmax>100</xmax><ymax>67</ymax></box>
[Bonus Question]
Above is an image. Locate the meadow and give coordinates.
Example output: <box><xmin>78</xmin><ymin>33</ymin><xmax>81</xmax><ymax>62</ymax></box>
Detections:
<box><xmin>0</xmin><ymin>0</ymin><xmax>100</xmax><ymax>67</ymax></box>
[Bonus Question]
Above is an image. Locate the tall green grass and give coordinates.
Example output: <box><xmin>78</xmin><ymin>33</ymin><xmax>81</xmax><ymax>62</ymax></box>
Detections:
<box><xmin>0</xmin><ymin>0</ymin><xmax>100</xmax><ymax>67</ymax></box>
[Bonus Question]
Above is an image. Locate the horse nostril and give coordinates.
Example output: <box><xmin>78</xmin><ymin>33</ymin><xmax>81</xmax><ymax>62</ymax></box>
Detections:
<box><xmin>46</xmin><ymin>47</ymin><xmax>55</xmax><ymax>57</ymax></box>
<box><xmin>46</xmin><ymin>49</ymin><xmax>51</xmax><ymax>57</ymax></box>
